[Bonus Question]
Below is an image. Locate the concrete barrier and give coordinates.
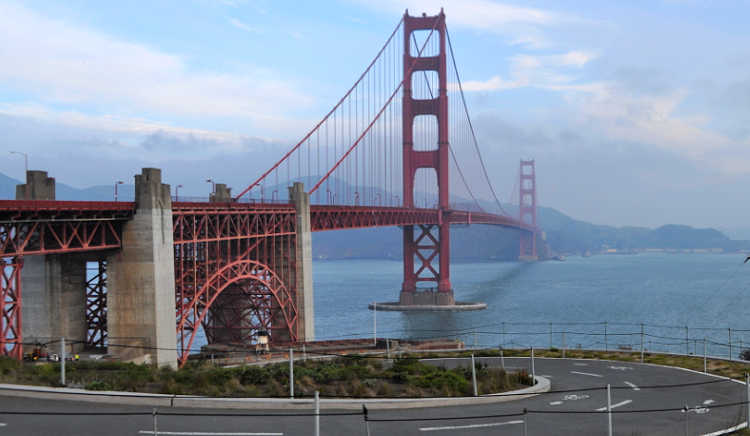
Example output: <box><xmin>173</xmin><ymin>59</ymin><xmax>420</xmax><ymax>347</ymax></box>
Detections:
<box><xmin>0</xmin><ymin>376</ymin><xmax>549</xmax><ymax>410</ymax></box>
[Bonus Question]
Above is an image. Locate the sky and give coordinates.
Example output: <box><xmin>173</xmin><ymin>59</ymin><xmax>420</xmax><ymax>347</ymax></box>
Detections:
<box><xmin>0</xmin><ymin>0</ymin><xmax>748</xmax><ymax>234</ymax></box>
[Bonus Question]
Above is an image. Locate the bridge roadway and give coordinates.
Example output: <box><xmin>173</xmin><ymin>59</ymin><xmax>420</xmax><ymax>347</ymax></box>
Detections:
<box><xmin>0</xmin><ymin>199</ymin><xmax>532</xmax><ymax>258</ymax></box>
<box><xmin>0</xmin><ymin>358</ymin><xmax>744</xmax><ymax>435</ymax></box>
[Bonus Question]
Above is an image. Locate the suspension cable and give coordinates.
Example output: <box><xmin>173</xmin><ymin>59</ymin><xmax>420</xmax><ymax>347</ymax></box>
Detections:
<box><xmin>411</xmin><ymin>33</ymin><xmax>483</xmax><ymax>213</ymax></box>
<box><xmin>446</xmin><ymin>26</ymin><xmax>509</xmax><ymax>216</ymax></box>
<box><xmin>234</xmin><ymin>17</ymin><xmax>405</xmax><ymax>201</ymax></box>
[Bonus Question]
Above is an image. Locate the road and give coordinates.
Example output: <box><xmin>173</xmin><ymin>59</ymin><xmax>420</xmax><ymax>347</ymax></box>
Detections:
<box><xmin>0</xmin><ymin>357</ymin><xmax>745</xmax><ymax>435</ymax></box>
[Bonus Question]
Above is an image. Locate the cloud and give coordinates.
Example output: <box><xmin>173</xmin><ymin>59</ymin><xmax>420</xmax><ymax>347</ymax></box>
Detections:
<box><xmin>0</xmin><ymin>3</ymin><xmax>311</xmax><ymax>131</ymax></box>
<box><xmin>456</xmin><ymin>50</ymin><xmax>598</xmax><ymax>93</ymax></box>
<box><xmin>227</xmin><ymin>17</ymin><xmax>261</xmax><ymax>33</ymax></box>
<box><xmin>365</xmin><ymin>0</ymin><xmax>557</xmax><ymax>26</ymax></box>
<box><xmin>458</xmin><ymin>75</ymin><xmax>522</xmax><ymax>92</ymax></box>
<box><xmin>352</xmin><ymin>0</ymin><xmax>584</xmax><ymax>48</ymax></box>
<box><xmin>568</xmin><ymin>86</ymin><xmax>730</xmax><ymax>159</ymax></box>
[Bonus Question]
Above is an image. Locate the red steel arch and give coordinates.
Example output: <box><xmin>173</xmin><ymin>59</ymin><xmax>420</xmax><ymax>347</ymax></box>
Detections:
<box><xmin>176</xmin><ymin>259</ymin><xmax>298</xmax><ymax>367</ymax></box>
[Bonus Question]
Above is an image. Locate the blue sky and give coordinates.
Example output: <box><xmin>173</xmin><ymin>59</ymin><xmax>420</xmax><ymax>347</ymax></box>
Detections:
<box><xmin>1</xmin><ymin>0</ymin><xmax>749</xmax><ymax>233</ymax></box>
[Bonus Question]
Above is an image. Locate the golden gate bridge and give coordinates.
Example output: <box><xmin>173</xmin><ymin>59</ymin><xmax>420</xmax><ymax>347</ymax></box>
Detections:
<box><xmin>0</xmin><ymin>10</ymin><xmax>539</xmax><ymax>367</ymax></box>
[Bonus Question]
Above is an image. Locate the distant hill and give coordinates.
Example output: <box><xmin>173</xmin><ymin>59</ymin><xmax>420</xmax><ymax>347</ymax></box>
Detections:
<box><xmin>2</xmin><ymin>172</ymin><xmax>746</xmax><ymax>259</ymax></box>
<box><xmin>535</xmin><ymin>209</ymin><xmax>749</xmax><ymax>254</ymax></box>
<box><xmin>0</xmin><ymin>173</ymin><xmax>135</xmax><ymax>202</ymax></box>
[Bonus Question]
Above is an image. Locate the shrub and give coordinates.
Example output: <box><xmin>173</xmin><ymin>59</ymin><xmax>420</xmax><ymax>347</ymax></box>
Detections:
<box><xmin>85</xmin><ymin>380</ymin><xmax>113</xmax><ymax>391</ymax></box>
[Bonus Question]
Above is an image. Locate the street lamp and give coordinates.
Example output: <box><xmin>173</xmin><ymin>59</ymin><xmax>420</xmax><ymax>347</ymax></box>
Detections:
<box><xmin>113</xmin><ymin>181</ymin><xmax>124</xmax><ymax>202</ymax></box>
<box><xmin>175</xmin><ymin>184</ymin><xmax>183</xmax><ymax>202</ymax></box>
<box><xmin>206</xmin><ymin>178</ymin><xmax>215</xmax><ymax>195</ymax></box>
<box><xmin>9</xmin><ymin>151</ymin><xmax>28</xmax><ymax>174</ymax></box>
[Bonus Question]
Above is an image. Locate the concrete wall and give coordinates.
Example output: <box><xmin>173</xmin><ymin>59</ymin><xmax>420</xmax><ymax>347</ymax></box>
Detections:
<box><xmin>289</xmin><ymin>183</ymin><xmax>314</xmax><ymax>341</ymax></box>
<box><xmin>107</xmin><ymin>168</ymin><xmax>177</xmax><ymax>368</ymax></box>
<box><xmin>20</xmin><ymin>255</ymin><xmax>87</xmax><ymax>349</ymax></box>
<box><xmin>16</xmin><ymin>171</ymin><xmax>55</xmax><ymax>200</ymax></box>
<box><xmin>399</xmin><ymin>289</ymin><xmax>455</xmax><ymax>306</ymax></box>
<box><xmin>209</xmin><ymin>184</ymin><xmax>231</xmax><ymax>202</ymax></box>
<box><xmin>17</xmin><ymin>171</ymin><xmax>86</xmax><ymax>352</ymax></box>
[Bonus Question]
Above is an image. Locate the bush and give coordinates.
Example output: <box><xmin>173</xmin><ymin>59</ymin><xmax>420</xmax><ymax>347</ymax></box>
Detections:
<box><xmin>85</xmin><ymin>380</ymin><xmax>112</xmax><ymax>391</ymax></box>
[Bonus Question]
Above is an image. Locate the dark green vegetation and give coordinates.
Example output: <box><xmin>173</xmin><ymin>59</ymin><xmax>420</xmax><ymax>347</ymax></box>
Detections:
<box><xmin>0</xmin><ymin>356</ymin><xmax>531</xmax><ymax>398</ymax></box>
<box><xmin>424</xmin><ymin>348</ymin><xmax>750</xmax><ymax>382</ymax></box>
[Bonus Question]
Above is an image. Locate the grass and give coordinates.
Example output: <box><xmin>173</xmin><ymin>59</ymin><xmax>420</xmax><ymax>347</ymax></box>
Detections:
<box><xmin>419</xmin><ymin>348</ymin><xmax>750</xmax><ymax>382</ymax></box>
<box><xmin>5</xmin><ymin>348</ymin><xmax>745</xmax><ymax>398</ymax></box>
<box><xmin>0</xmin><ymin>355</ymin><xmax>532</xmax><ymax>398</ymax></box>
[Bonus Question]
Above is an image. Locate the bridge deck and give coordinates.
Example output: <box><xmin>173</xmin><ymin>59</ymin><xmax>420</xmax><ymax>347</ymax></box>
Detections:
<box><xmin>0</xmin><ymin>200</ymin><xmax>533</xmax><ymax>257</ymax></box>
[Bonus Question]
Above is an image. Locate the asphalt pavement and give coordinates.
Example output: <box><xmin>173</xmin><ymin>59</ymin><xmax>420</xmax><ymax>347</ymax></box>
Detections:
<box><xmin>0</xmin><ymin>357</ymin><xmax>745</xmax><ymax>435</ymax></box>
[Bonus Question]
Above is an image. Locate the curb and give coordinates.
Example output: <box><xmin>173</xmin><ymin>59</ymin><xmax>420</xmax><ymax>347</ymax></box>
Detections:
<box><xmin>0</xmin><ymin>376</ymin><xmax>550</xmax><ymax>411</ymax></box>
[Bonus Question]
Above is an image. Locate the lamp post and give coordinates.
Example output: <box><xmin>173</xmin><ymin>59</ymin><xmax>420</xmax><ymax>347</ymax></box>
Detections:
<box><xmin>114</xmin><ymin>180</ymin><xmax>124</xmax><ymax>202</ymax></box>
<box><xmin>9</xmin><ymin>151</ymin><xmax>28</xmax><ymax>174</ymax></box>
<box><xmin>206</xmin><ymin>178</ymin><xmax>215</xmax><ymax>196</ymax></box>
<box><xmin>175</xmin><ymin>184</ymin><xmax>183</xmax><ymax>202</ymax></box>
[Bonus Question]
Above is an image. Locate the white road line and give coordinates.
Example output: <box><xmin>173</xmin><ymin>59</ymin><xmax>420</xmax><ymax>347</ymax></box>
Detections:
<box><xmin>704</xmin><ymin>399</ymin><xmax>716</xmax><ymax>405</ymax></box>
<box><xmin>541</xmin><ymin>375</ymin><xmax>553</xmax><ymax>378</ymax></box>
<box><xmin>138</xmin><ymin>432</ymin><xmax>282</xmax><ymax>436</ymax></box>
<box><xmin>573</xmin><ymin>362</ymin><xmax>588</xmax><ymax>366</ymax></box>
<box><xmin>624</xmin><ymin>381</ymin><xmax>640</xmax><ymax>391</ymax></box>
<box><xmin>596</xmin><ymin>400</ymin><xmax>632</xmax><ymax>411</ymax></box>
<box><xmin>549</xmin><ymin>401</ymin><xmax>563</xmax><ymax>406</ymax></box>
<box><xmin>420</xmin><ymin>421</ymin><xmax>523</xmax><ymax>432</ymax></box>
<box><xmin>609</xmin><ymin>366</ymin><xmax>633</xmax><ymax>371</ymax></box>
<box><xmin>570</xmin><ymin>371</ymin><xmax>603</xmax><ymax>378</ymax></box>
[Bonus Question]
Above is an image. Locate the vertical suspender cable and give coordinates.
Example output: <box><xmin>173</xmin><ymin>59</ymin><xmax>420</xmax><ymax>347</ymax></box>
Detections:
<box><xmin>446</xmin><ymin>26</ymin><xmax>508</xmax><ymax>216</ymax></box>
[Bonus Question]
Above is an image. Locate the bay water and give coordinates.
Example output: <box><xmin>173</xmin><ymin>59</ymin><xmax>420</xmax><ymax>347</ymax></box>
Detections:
<box><xmin>313</xmin><ymin>253</ymin><xmax>750</xmax><ymax>358</ymax></box>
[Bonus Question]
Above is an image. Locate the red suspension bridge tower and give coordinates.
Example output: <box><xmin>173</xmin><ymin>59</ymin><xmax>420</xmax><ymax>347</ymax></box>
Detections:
<box><xmin>399</xmin><ymin>10</ymin><xmax>453</xmax><ymax>306</ymax></box>
<box><xmin>519</xmin><ymin>159</ymin><xmax>538</xmax><ymax>261</ymax></box>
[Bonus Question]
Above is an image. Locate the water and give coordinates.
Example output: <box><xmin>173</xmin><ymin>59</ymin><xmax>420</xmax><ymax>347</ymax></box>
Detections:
<box><xmin>312</xmin><ymin>253</ymin><xmax>750</xmax><ymax>358</ymax></box>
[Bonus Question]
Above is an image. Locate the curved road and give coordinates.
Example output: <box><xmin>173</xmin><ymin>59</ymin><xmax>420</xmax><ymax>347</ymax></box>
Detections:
<box><xmin>0</xmin><ymin>357</ymin><xmax>745</xmax><ymax>435</ymax></box>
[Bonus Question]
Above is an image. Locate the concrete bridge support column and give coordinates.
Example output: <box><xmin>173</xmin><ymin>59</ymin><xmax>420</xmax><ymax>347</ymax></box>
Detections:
<box><xmin>289</xmin><ymin>182</ymin><xmax>314</xmax><ymax>342</ymax></box>
<box><xmin>106</xmin><ymin>168</ymin><xmax>177</xmax><ymax>368</ymax></box>
<box><xmin>17</xmin><ymin>171</ymin><xmax>87</xmax><ymax>352</ymax></box>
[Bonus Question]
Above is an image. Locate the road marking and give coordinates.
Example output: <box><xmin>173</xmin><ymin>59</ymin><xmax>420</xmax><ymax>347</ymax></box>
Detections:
<box><xmin>571</xmin><ymin>371</ymin><xmax>603</xmax><ymax>378</ymax></box>
<box><xmin>704</xmin><ymin>399</ymin><xmax>715</xmax><ymax>405</ymax></box>
<box><xmin>624</xmin><ymin>381</ymin><xmax>640</xmax><ymax>391</ymax></box>
<box><xmin>573</xmin><ymin>362</ymin><xmax>588</xmax><ymax>366</ymax></box>
<box><xmin>563</xmin><ymin>394</ymin><xmax>590</xmax><ymax>401</ymax></box>
<box><xmin>549</xmin><ymin>401</ymin><xmax>563</xmax><ymax>405</ymax></box>
<box><xmin>541</xmin><ymin>374</ymin><xmax>552</xmax><ymax>378</ymax></box>
<box><xmin>681</xmin><ymin>406</ymin><xmax>711</xmax><ymax>414</ymax></box>
<box><xmin>609</xmin><ymin>366</ymin><xmax>633</xmax><ymax>371</ymax></box>
<box><xmin>596</xmin><ymin>400</ymin><xmax>632</xmax><ymax>411</ymax></box>
<box><xmin>138</xmin><ymin>432</ymin><xmax>282</xmax><ymax>435</ymax></box>
<box><xmin>420</xmin><ymin>421</ymin><xmax>523</xmax><ymax>432</ymax></box>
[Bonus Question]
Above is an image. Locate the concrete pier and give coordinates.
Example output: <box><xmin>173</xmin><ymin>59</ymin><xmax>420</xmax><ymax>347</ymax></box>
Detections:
<box><xmin>17</xmin><ymin>171</ymin><xmax>87</xmax><ymax>351</ymax></box>
<box><xmin>16</xmin><ymin>170</ymin><xmax>55</xmax><ymax>200</ymax></box>
<box><xmin>210</xmin><ymin>183</ymin><xmax>232</xmax><ymax>202</ymax></box>
<box><xmin>107</xmin><ymin>168</ymin><xmax>177</xmax><ymax>368</ymax></box>
<box><xmin>289</xmin><ymin>183</ymin><xmax>314</xmax><ymax>341</ymax></box>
